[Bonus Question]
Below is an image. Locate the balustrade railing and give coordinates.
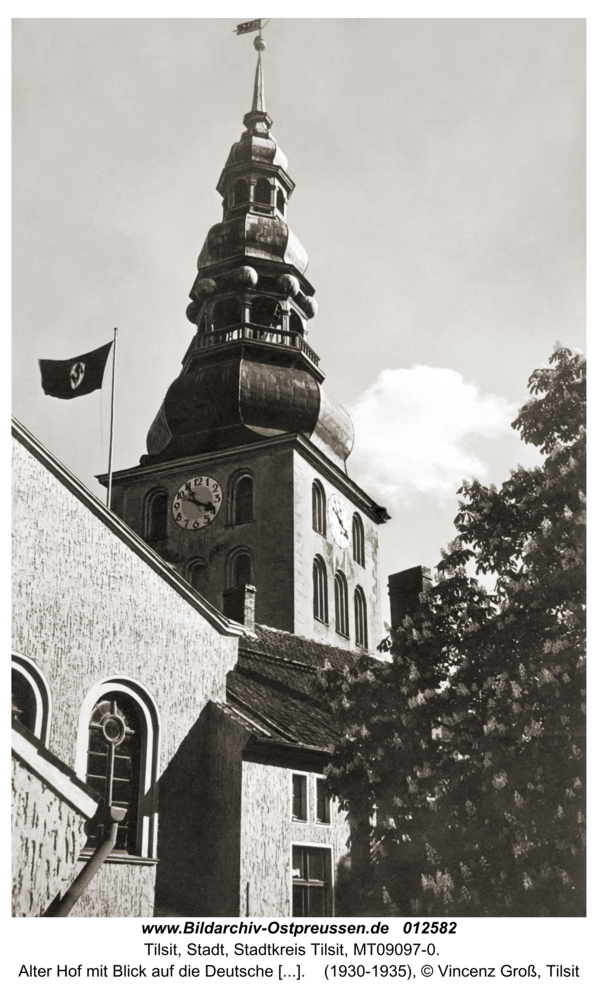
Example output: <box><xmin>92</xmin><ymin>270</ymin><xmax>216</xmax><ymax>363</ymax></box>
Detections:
<box><xmin>196</xmin><ymin>324</ymin><xmax>321</xmax><ymax>367</ymax></box>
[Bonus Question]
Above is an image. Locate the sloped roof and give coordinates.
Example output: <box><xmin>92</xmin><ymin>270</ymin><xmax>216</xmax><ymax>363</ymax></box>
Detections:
<box><xmin>227</xmin><ymin>624</ymin><xmax>364</xmax><ymax>755</ymax></box>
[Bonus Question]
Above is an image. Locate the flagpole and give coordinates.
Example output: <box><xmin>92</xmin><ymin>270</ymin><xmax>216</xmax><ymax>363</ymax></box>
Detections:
<box><xmin>107</xmin><ymin>328</ymin><xmax>118</xmax><ymax>510</ymax></box>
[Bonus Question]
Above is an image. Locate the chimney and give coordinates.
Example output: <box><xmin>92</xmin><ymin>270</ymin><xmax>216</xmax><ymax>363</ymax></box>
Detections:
<box><xmin>388</xmin><ymin>566</ymin><xmax>432</xmax><ymax>630</ymax></box>
<box><xmin>242</xmin><ymin>584</ymin><xmax>256</xmax><ymax>632</ymax></box>
<box><xmin>223</xmin><ymin>583</ymin><xmax>256</xmax><ymax>630</ymax></box>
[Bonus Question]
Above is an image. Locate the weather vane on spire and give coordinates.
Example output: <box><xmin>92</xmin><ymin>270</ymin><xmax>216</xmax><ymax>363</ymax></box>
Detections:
<box><xmin>234</xmin><ymin>18</ymin><xmax>270</xmax><ymax>51</ymax></box>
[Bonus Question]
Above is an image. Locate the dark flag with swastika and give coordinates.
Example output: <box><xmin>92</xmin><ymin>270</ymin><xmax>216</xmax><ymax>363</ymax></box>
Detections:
<box><xmin>39</xmin><ymin>341</ymin><xmax>113</xmax><ymax>399</ymax></box>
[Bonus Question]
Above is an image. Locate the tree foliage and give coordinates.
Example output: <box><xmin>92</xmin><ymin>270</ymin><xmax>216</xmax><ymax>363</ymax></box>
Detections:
<box><xmin>320</xmin><ymin>346</ymin><xmax>585</xmax><ymax>917</ymax></box>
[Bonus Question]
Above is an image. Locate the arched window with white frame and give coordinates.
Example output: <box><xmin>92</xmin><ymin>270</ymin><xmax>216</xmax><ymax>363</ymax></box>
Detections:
<box><xmin>76</xmin><ymin>679</ymin><xmax>160</xmax><ymax>860</ymax></box>
<box><xmin>11</xmin><ymin>653</ymin><xmax>52</xmax><ymax>744</ymax></box>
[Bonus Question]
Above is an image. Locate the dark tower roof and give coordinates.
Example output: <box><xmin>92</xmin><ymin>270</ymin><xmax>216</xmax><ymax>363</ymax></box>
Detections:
<box><xmin>143</xmin><ymin>48</ymin><xmax>355</xmax><ymax>471</ymax></box>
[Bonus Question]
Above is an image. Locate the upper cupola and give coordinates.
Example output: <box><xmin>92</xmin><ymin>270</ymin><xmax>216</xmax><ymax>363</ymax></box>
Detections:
<box><xmin>188</xmin><ymin>40</ymin><xmax>312</xmax><ymax>300</ymax></box>
<box><xmin>141</xmin><ymin>36</ymin><xmax>355</xmax><ymax>471</ymax></box>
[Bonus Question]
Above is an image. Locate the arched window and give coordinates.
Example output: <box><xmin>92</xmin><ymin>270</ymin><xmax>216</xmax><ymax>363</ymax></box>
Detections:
<box><xmin>146</xmin><ymin>491</ymin><xmax>168</xmax><ymax>543</ymax></box>
<box><xmin>250</xmin><ymin>295</ymin><xmax>282</xmax><ymax>329</ymax></box>
<box><xmin>334</xmin><ymin>572</ymin><xmax>349</xmax><ymax>637</ymax></box>
<box><xmin>11</xmin><ymin>654</ymin><xmax>52</xmax><ymax>744</ymax></box>
<box><xmin>234</xmin><ymin>476</ymin><xmax>254</xmax><ymax>524</ymax></box>
<box><xmin>354</xmin><ymin>587</ymin><xmax>368</xmax><ymax>649</ymax></box>
<box><xmin>77</xmin><ymin>679</ymin><xmax>160</xmax><ymax>859</ymax></box>
<box><xmin>276</xmin><ymin>188</ymin><xmax>286</xmax><ymax>215</ymax></box>
<box><xmin>312</xmin><ymin>480</ymin><xmax>326</xmax><ymax>536</ymax></box>
<box><xmin>223</xmin><ymin>548</ymin><xmax>254</xmax><ymax>623</ymax></box>
<box><xmin>313</xmin><ymin>556</ymin><xmax>328</xmax><ymax>624</ymax></box>
<box><xmin>254</xmin><ymin>177</ymin><xmax>271</xmax><ymax>205</ymax></box>
<box><xmin>352</xmin><ymin>513</ymin><xmax>365</xmax><ymax>566</ymax></box>
<box><xmin>213</xmin><ymin>297</ymin><xmax>241</xmax><ymax>330</ymax></box>
<box><xmin>231</xmin><ymin>551</ymin><xmax>252</xmax><ymax>589</ymax></box>
<box><xmin>186</xmin><ymin>559</ymin><xmax>208</xmax><ymax>594</ymax></box>
<box><xmin>86</xmin><ymin>692</ymin><xmax>142</xmax><ymax>854</ymax></box>
<box><xmin>233</xmin><ymin>178</ymin><xmax>249</xmax><ymax>205</ymax></box>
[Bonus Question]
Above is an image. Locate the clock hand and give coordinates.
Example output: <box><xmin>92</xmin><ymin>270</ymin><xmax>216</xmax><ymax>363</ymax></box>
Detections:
<box><xmin>333</xmin><ymin>508</ymin><xmax>349</xmax><ymax>537</ymax></box>
<box><xmin>184</xmin><ymin>489</ymin><xmax>216</xmax><ymax>514</ymax></box>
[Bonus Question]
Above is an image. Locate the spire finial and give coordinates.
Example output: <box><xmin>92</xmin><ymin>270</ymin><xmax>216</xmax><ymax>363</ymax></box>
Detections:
<box><xmin>252</xmin><ymin>47</ymin><xmax>266</xmax><ymax>114</ymax></box>
<box><xmin>243</xmin><ymin>33</ymin><xmax>272</xmax><ymax>134</ymax></box>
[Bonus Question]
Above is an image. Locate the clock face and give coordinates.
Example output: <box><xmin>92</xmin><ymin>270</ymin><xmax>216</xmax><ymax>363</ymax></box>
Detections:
<box><xmin>328</xmin><ymin>493</ymin><xmax>351</xmax><ymax>549</ymax></box>
<box><xmin>172</xmin><ymin>475</ymin><xmax>222</xmax><ymax>530</ymax></box>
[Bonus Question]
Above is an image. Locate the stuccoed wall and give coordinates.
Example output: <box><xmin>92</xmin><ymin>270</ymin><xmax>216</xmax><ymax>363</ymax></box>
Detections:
<box><xmin>12</xmin><ymin>756</ymin><xmax>88</xmax><ymax>918</ymax></box>
<box><xmin>293</xmin><ymin>449</ymin><xmax>382</xmax><ymax>648</ymax></box>
<box><xmin>240</xmin><ymin>762</ymin><xmax>351</xmax><ymax>917</ymax></box>
<box><xmin>12</xmin><ymin>436</ymin><xmax>240</xmax><ymax>917</ymax></box>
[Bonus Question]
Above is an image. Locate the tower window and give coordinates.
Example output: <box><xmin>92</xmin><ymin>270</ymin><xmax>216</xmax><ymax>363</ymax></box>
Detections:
<box><xmin>254</xmin><ymin>177</ymin><xmax>271</xmax><ymax>205</ymax></box>
<box><xmin>276</xmin><ymin>188</ymin><xmax>286</xmax><ymax>214</ymax></box>
<box><xmin>146</xmin><ymin>491</ymin><xmax>168</xmax><ymax>542</ymax></box>
<box><xmin>213</xmin><ymin>297</ymin><xmax>241</xmax><ymax>330</ymax></box>
<box><xmin>354</xmin><ymin>586</ymin><xmax>368</xmax><ymax>649</ymax></box>
<box><xmin>231</xmin><ymin>551</ymin><xmax>252</xmax><ymax>589</ymax></box>
<box><xmin>289</xmin><ymin>309</ymin><xmax>304</xmax><ymax>335</ymax></box>
<box><xmin>312</xmin><ymin>480</ymin><xmax>326</xmax><ymax>536</ymax></box>
<box><xmin>233</xmin><ymin>476</ymin><xmax>254</xmax><ymax>524</ymax></box>
<box><xmin>334</xmin><ymin>571</ymin><xmax>349</xmax><ymax>638</ymax></box>
<box><xmin>352</xmin><ymin>513</ymin><xmax>365</xmax><ymax>566</ymax></box>
<box><xmin>233</xmin><ymin>178</ymin><xmax>249</xmax><ymax>205</ymax></box>
<box><xmin>187</xmin><ymin>559</ymin><xmax>208</xmax><ymax>594</ymax></box>
<box><xmin>313</xmin><ymin>556</ymin><xmax>328</xmax><ymax>624</ymax></box>
<box><xmin>85</xmin><ymin>692</ymin><xmax>143</xmax><ymax>855</ymax></box>
<box><xmin>292</xmin><ymin>845</ymin><xmax>332</xmax><ymax>917</ymax></box>
<box><xmin>250</xmin><ymin>295</ymin><xmax>282</xmax><ymax>329</ymax></box>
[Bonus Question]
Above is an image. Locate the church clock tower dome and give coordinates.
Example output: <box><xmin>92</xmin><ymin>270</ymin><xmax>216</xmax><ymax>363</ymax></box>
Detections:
<box><xmin>144</xmin><ymin>48</ymin><xmax>353</xmax><ymax>471</ymax></box>
<box><xmin>102</xmin><ymin>41</ymin><xmax>389</xmax><ymax>645</ymax></box>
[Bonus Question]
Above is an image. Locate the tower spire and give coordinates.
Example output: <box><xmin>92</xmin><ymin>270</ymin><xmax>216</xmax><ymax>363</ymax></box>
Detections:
<box><xmin>252</xmin><ymin>51</ymin><xmax>265</xmax><ymax>114</ymax></box>
<box><xmin>243</xmin><ymin>35</ymin><xmax>272</xmax><ymax>134</ymax></box>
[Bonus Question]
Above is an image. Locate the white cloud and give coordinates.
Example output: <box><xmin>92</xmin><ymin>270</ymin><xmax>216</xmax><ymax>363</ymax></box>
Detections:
<box><xmin>347</xmin><ymin>366</ymin><xmax>517</xmax><ymax>507</ymax></box>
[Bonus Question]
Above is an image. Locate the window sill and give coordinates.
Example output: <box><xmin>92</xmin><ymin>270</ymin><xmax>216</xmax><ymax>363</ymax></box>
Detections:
<box><xmin>78</xmin><ymin>850</ymin><xmax>159</xmax><ymax>867</ymax></box>
<box><xmin>292</xmin><ymin>817</ymin><xmax>308</xmax><ymax>824</ymax></box>
<box><xmin>335</xmin><ymin>630</ymin><xmax>350</xmax><ymax>639</ymax></box>
<box><xmin>313</xmin><ymin>617</ymin><xmax>329</xmax><ymax>626</ymax></box>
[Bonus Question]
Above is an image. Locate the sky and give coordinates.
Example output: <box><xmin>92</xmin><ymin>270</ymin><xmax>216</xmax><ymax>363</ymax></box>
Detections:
<box><xmin>12</xmin><ymin>17</ymin><xmax>585</xmax><ymax>623</ymax></box>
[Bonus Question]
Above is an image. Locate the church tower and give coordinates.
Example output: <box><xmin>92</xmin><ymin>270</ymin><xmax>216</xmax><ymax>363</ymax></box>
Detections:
<box><xmin>104</xmin><ymin>41</ymin><xmax>389</xmax><ymax>649</ymax></box>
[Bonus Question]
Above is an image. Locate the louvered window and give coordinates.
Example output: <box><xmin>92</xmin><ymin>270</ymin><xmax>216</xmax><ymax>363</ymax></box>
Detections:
<box><xmin>352</xmin><ymin>513</ymin><xmax>365</xmax><ymax>566</ymax></box>
<box><xmin>313</xmin><ymin>557</ymin><xmax>328</xmax><ymax>624</ymax></box>
<box><xmin>334</xmin><ymin>571</ymin><xmax>349</xmax><ymax>637</ymax></box>
<box><xmin>354</xmin><ymin>586</ymin><xmax>368</xmax><ymax>649</ymax></box>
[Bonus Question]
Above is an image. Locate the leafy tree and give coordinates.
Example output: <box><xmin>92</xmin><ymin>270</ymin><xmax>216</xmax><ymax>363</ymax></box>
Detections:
<box><xmin>321</xmin><ymin>346</ymin><xmax>585</xmax><ymax>917</ymax></box>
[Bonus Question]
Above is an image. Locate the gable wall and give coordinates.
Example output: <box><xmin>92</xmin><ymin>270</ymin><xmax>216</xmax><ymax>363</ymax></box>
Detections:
<box><xmin>12</xmin><ymin>436</ymin><xmax>240</xmax><ymax>916</ymax></box>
